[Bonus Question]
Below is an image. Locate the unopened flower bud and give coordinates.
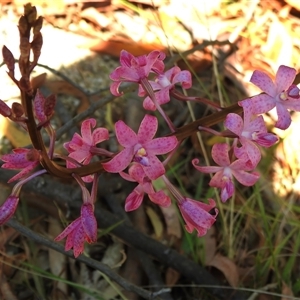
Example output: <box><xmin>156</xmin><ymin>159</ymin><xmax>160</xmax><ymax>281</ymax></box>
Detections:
<box><xmin>12</xmin><ymin>102</ymin><xmax>24</xmax><ymax>118</ymax></box>
<box><xmin>33</xmin><ymin>16</ymin><xmax>43</xmax><ymax>35</ymax></box>
<box><xmin>44</xmin><ymin>94</ymin><xmax>56</xmax><ymax>117</ymax></box>
<box><xmin>25</xmin><ymin>148</ymin><xmax>40</xmax><ymax>162</ymax></box>
<box><xmin>2</xmin><ymin>46</ymin><xmax>15</xmax><ymax>75</ymax></box>
<box><xmin>0</xmin><ymin>100</ymin><xmax>12</xmax><ymax>117</ymax></box>
<box><xmin>26</xmin><ymin>4</ymin><xmax>37</xmax><ymax>25</ymax></box>
<box><xmin>18</xmin><ymin>16</ymin><xmax>28</xmax><ymax>36</ymax></box>
<box><xmin>0</xmin><ymin>195</ymin><xmax>19</xmax><ymax>225</ymax></box>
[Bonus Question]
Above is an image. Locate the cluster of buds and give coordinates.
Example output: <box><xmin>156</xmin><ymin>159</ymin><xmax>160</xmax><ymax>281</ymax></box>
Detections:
<box><xmin>0</xmin><ymin>4</ymin><xmax>299</xmax><ymax>258</ymax></box>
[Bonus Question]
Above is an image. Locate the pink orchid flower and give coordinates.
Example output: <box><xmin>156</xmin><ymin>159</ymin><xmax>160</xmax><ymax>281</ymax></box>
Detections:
<box><xmin>240</xmin><ymin>65</ymin><xmax>300</xmax><ymax>130</ymax></box>
<box><xmin>138</xmin><ymin>66</ymin><xmax>192</xmax><ymax>111</ymax></box>
<box><xmin>1</xmin><ymin>148</ymin><xmax>40</xmax><ymax>183</ymax></box>
<box><xmin>64</xmin><ymin>118</ymin><xmax>109</xmax><ymax>165</ymax></box>
<box><xmin>55</xmin><ymin>203</ymin><xmax>97</xmax><ymax>258</ymax></box>
<box><xmin>120</xmin><ymin>163</ymin><xmax>171</xmax><ymax>211</ymax></box>
<box><xmin>102</xmin><ymin>114</ymin><xmax>178</xmax><ymax>180</ymax></box>
<box><xmin>178</xmin><ymin>198</ymin><xmax>218</xmax><ymax>237</ymax></box>
<box><xmin>192</xmin><ymin>143</ymin><xmax>260</xmax><ymax>202</ymax></box>
<box><xmin>0</xmin><ymin>195</ymin><xmax>19</xmax><ymax>225</ymax></box>
<box><xmin>110</xmin><ymin>50</ymin><xmax>166</xmax><ymax>96</ymax></box>
<box><xmin>64</xmin><ymin>118</ymin><xmax>109</xmax><ymax>182</ymax></box>
<box><xmin>225</xmin><ymin>101</ymin><xmax>278</xmax><ymax>169</ymax></box>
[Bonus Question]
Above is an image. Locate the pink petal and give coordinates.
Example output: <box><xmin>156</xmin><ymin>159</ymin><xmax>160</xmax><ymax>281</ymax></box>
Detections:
<box><xmin>239</xmin><ymin>99</ymin><xmax>254</xmax><ymax>126</ymax></box>
<box><xmin>137</xmin><ymin>115</ymin><xmax>158</xmax><ymax>143</ymax></box>
<box><xmin>65</xmin><ymin>230</ymin><xmax>76</xmax><ymax>251</ymax></box>
<box><xmin>192</xmin><ymin>158</ymin><xmax>222</xmax><ymax>174</ymax></box>
<box><xmin>143</xmin><ymin>96</ymin><xmax>156</xmax><ymax>111</ymax></box>
<box><xmin>211</xmin><ymin>143</ymin><xmax>230</xmax><ymax>166</ymax></box>
<box><xmin>81</xmin><ymin>203</ymin><xmax>97</xmax><ymax>243</ymax></box>
<box><xmin>224</xmin><ymin>113</ymin><xmax>243</xmax><ymax>136</ymax></box>
<box><xmin>172</xmin><ymin>70</ymin><xmax>192</xmax><ymax>89</ymax></box>
<box><xmin>102</xmin><ymin>147</ymin><xmax>134</xmax><ymax>173</ymax></box>
<box><xmin>125</xmin><ymin>189</ymin><xmax>144</xmax><ymax>211</ymax></box>
<box><xmin>149</xmin><ymin>190</ymin><xmax>171</xmax><ymax>207</ymax></box>
<box><xmin>250</xmin><ymin>70</ymin><xmax>276</xmax><ymax>96</ymax></box>
<box><xmin>242</xmin><ymin>94</ymin><xmax>275</xmax><ymax>115</ymax></box>
<box><xmin>119</xmin><ymin>50</ymin><xmax>134</xmax><ymax>67</ymax></box>
<box><xmin>0</xmin><ymin>195</ymin><xmax>19</xmax><ymax>225</ymax></box>
<box><xmin>282</xmin><ymin>98</ymin><xmax>300</xmax><ymax>111</ymax></box>
<box><xmin>92</xmin><ymin>127</ymin><xmax>109</xmax><ymax>145</ymax></box>
<box><xmin>7</xmin><ymin>162</ymin><xmax>39</xmax><ymax>183</ymax></box>
<box><xmin>129</xmin><ymin>163</ymin><xmax>146</xmax><ymax>182</ymax></box>
<box><xmin>142</xmin><ymin>155</ymin><xmax>165</xmax><ymax>180</ymax></box>
<box><xmin>220</xmin><ymin>181</ymin><xmax>235</xmax><ymax>202</ymax></box>
<box><xmin>111</xmin><ymin>66</ymin><xmax>140</xmax><ymax>82</ymax></box>
<box><xmin>145</xmin><ymin>50</ymin><xmax>166</xmax><ymax>74</ymax></box>
<box><xmin>69</xmin><ymin>150</ymin><xmax>91</xmax><ymax>164</ymax></box>
<box><xmin>146</xmin><ymin>136</ymin><xmax>178</xmax><ymax>155</ymax></box>
<box><xmin>275</xmin><ymin>65</ymin><xmax>296</xmax><ymax>93</ymax></box>
<box><xmin>164</xmin><ymin>66</ymin><xmax>180</xmax><ymax>81</ymax></box>
<box><xmin>72</xmin><ymin>225</ymin><xmax>85</xmax><ymax>258</ymax></box>
<box><xmin>115</xmin><ymin>120</ymin><xmax>137</xmax><ymax>147</ymax></box>
<box><xmin>81</xmin><ymin>119</ymin><xmax>96</xmax><ymax>145</ymax></box>
<box><xmin>209</xmin><ymin>172</ymin><xmax>228</xmax><ymax>189</ymax></box>
<box><xmin>64</xmin><ymin>133</ymin><xmax>83</xmax><ymax>152</ymax></box>
<box><xmin>110</xmin><ymin>81</ymin><xmax>122</xmax><ymax>96</ymax></box>
<box><xmin>256</xmin><ymin>133</ymin><xmax>278</xmax><ymax>147</ymax></box>
<box><xmin>54</xmin><ymin>218</ymin><xmax>81</xmax><ymax>241</ymax></box>
<box><xmin>231</xmin><ymin>167</ymin><xmax>260</xmax><ymax>186</ymax></box>
<box><xmin>155</xmin><ymin>89</ymin><xmax>171</xmax><ymax>105</ymax></box>
<box><xmin>238</xmin><ymin>139</ymin><xmax>261</xmax><ymax>168</ymax></box>
<box><xmin>247</xmin><ymin>115</ymin><xmax>266</xmax><ymax>133</ymax></box>
<box><xmin>119</xmin><ymin>171</ymin><xmax>136</xmax><ymax>182</ymax></box>
<box><xmin>275</xmin><ymin>103</ymin><xmax>291</xmax><ymax>130</ymax></box>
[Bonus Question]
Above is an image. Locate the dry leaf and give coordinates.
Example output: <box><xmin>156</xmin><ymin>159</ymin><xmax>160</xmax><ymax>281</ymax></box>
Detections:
<box><xmin>48</xmin><ymin>217</ymin><xmax>67</xmax><ymax>295</ymax></box>
<box><xmin>80</xmin><ymin>7</ymin><xmax>111</xmax><ymax>28</ymax></box>
<box><xmin>160</xmin><ymin>205</ymin><xmax>181</xmax><ymax>239</ymax></box>
<box><xmin>101</xmin><ymin>239</ymin><xmax>125</xmax><ymax>269</ymax></box>
<box><xmin>0</xmin><ymin>117</ymin><xmax>31</xmax><ymax>147</ymax></box>
<box><xmin>285</xmin><ymin>0</ymin><xmax>300</xmax><ymax>10</ymax></box>
<box><xmin>44</xmin><ymin>80</ymin><xmax>89</xmax><ymax>113</ymax></box>
<box><xmin>281</xmin><ymin>282</ymin><xmax>294</xmax><ymax>300</ymax></box>
<box><xmin>0</xmin><ymin>275</ymin><xmax>18</xmax><ymax>300</ymax></box>
<box><xmin>146</xmin><ymin>206</ymin><xmax>163</xmax><ymax>239</ymax></box>
<box><xmin>31</xmin><ymin>73</ymin><xmax>47</xmax><ymax>90</ymax></box>
<box><xmin>90</xmin><ymin>38</ymin><xmax>166</xmax><ymax>57</ymax></box>
<box><xmin>13</xmin><ymin>0</ymin><xmax>67</xmax><ymax>14</ymax></box>
<box><xmin>206</xmin><ymin>253</ymin><xmax>239</xmax><ymax>287</ymax></box>
<box><xmin>262</xmin><ymin>16</ymin><xmax>293</xmax><ymax>68</ymax></box>
<box><xmin>204</xmin><ymin>227</ymin><xmax>217</xmax><ymax>264</ymax></box>
<box><xmin>165</xmin><ymin>267</ymin><xmax>180</xmax><ymax>287</ymax></box>
<box><xmin>0</xmin><ymin>227</ymin><xmax>19</xmax><ymax>249</ymax></box>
